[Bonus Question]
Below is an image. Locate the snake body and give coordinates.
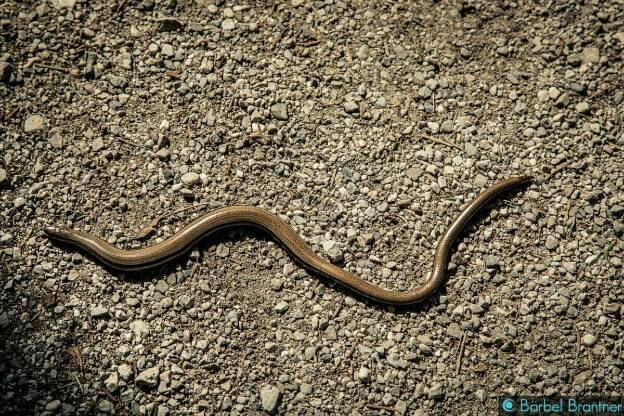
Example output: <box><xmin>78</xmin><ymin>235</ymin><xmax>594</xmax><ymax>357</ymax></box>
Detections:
<box><xmin>44</xmin><ymin>176</ymin><xmax>531</xmax><ymax>305</ymax></box>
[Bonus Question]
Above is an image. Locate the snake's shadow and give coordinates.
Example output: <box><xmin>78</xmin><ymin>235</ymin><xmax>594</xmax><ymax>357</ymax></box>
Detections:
<box><xmin>49</xmin><ymin>190</ymin><xmax>526</xmax><ymax>315</ymax></box>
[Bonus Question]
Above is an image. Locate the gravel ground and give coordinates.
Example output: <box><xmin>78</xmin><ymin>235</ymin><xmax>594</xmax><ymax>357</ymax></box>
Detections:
<box><xmin>1</xmin><ymin>0</ymin><xmax>623</xmax><ymax>414</ymax></box>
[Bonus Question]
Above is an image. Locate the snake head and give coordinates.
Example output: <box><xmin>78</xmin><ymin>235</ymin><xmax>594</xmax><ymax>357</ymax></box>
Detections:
<box><xmin>43</xmin><ymin>225</ymin><xmax>74</xmax><ymax>241</ymax></box>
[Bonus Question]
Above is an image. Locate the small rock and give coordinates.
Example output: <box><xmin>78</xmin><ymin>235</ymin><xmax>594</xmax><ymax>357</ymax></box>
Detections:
<box><xmin>374</xmin><ymin>96</ymin><xmax>387</xmax><ymax>108</ymax></box>
<box><xmin>344</xmin><ymin>100</ymin><xmax>359</xmax><ymax>113</ymax></box>
<box><xmin>105</xmin><ymin>372</ymin><xmax>119</xmax><ymax>392</ymax></box>
<box><xmin>260</xmin><ymin>385</ymin><xmax>281</xmax><ymax>412</ymax></box>
<box><xmin>545</xmin><ymin>235</ymin><xmax>559</xmax><ymax>251</ymax></box>
<box><xmin>406</xmin><ymin>167</ymin><xmax>423</xmax><ymax>180</ymax></box>
<box><xmin>440</xmin><ymin>120</ymin><xmax>454</xmax><ymax>133</ymax></box>
<box><xmin>581</xmin><ymin>47</ymin><xmax>600</xmax><ymax>63</ymax></box>
<box><xmin>91</xmin><ymin>137</ymin><xmax>105</xmax><ymax>152</ymax></box>
<box><xmin>156</xmin><ymin>148</ymin><xmax>170</xmax><ymax>160</ymax></box>
<box><xmin>270</xmin><ymin>278</ymin><xmax>283</xmax><ymax>291</ymax></box>
<box><xmin>45</xmin><ymin>400</ymin><xmax>61</xmax><ymax>411</ymax></box>
<box><xmin>52</xmin><ymin>0</ymin><xmax>76</xmax><ymax>8</ymax></box>
<box><xmin>576</xmin><ymin>101</ymin><xmax>590</xmax><ymax>114</ymax></box>
<box><xmin>357</xmin><ymin>45</ymin><xmax>369</xmax><ymax>59</ymax></box>
<box><xmin>13</xmin><ymin>196</ymin><xmax>25</xmax><ymax>208</ymax></box>
<box><xmin>90</xmin><ymin>306</ymin><xmax>109</xmax><ymax>318</ymax></box>
<box><xmin>418</xmin><ymin>85</ymin><xmax>432</xmax><ymax>98</ymax></box>
<box><xmin>24</xmin><ymin>115</ymin><xmax>46</xmax><ymax>133</ymax></box>
<box><xmin>181</xmin><ymin>172</ymin><xmax>200</xmax><ymax>186</ymax></box>
<box><xmin>221</xmin><ymin>19</ymin><xmax>236</xmax><ymax>30</ymax></box>
<box><xmin>474</xmin><ymin>174</ymin><xmax>488</xmax><ymax>188</ymax></box>
<box><xmin>130</xmin><ymin>320</ymin><xmax>147</xmax><ymax>337</ymax></box>
<box><xmin>0</xmin><ymin>168</ymin><xmax>7</xmax><ymax>185</ymax></box>
<box><xmin>270</xmin><ymin>103</ymin><xmax>288</xmax><ymax>121</ymax></box>
<box><xmin>118</xmin><ymin>364</ymin><xmax>133</xmax><ymax>381</ymax></box>
<box><xmin>483</xmin><ymin>255</ymin><xmax>500</xmax><ymax>268</ymax></box>
<box><xmin>161</xmin><ymin>43</ymin><xmax>175</xmax><ymax>57</ymax></box>
<box><xmin>358</xmin><ymin>367</ymin><xmax>371</xmax><ymax>382</ymax></box>
<box><xmin>274</xmin><ymin>301</ymin><xmax>289</xmax><ymax>314</ymax></box>
<box><xmin>136</xmin><ymin>367</ymin><xmax>160</xmax><ymax>389</ymax></box>
<box><xmin>582</xmin><ymin>334</ymin><xmax>596</xmax><ymax>347</ymax></box>
<box><xmin>427</xmin><ymin>382</ymin><xmax>444</xmax><ymax>399</ymax></box>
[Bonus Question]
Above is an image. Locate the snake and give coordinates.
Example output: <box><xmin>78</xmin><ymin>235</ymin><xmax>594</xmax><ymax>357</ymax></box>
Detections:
<box><xmin>44</xmin><ymin>175</ymin><xmax>532</xmax><ymax>305</ymax></box>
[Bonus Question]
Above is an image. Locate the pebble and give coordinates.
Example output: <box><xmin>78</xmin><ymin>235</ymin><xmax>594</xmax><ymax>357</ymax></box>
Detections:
<box><xmin>181</xmin><ymin>172</ymin><xmax>200</xmax><ymax>186</ymax></box>
<box><xmin>358</xmin><ymin>367</ymin><xmax>371</xmax><ymax>382</ymax></box>
<box><xmin>576</xmin><ymin>101</ymin><xmax>590</xmax><ymax>114</ymax></box>
<box><xmin>274</xmin><ymin>301</ymin><xmax>289</xmax><ymax>314</ymax></box>
<box><xmin>270</xmin><ymin>103</ymin><xmax>289</xmax><ymax>121</ymax></box>
<box><xmin>581</xmin><ymin>47</ymin><xmax>600</xmax><ymax>63</ymax></box>
<box><xmin>260</xmin><ymin>385</ymin><xmax>281</xmax><ymax>412</ymax></box>
<box><xmin>582</xmin><ymin>334</ymin><xmax>597</xmax><ymax>347</ymax></box>
<box><xmin>91</xmin><ymin>137</ymin><xmax>105</xmax><ymax>152</ymax></box>
<box><xmin>118</xmin><ymin>364</ymin><xmax>133</xmax><ymax>381</ymax></box>
<box><xmin>161</xmin><ymin>43</ymin><xmax>174</xmax><ymax>57</ymax></box>
<box><xmin>14</xmin><ymin>197</ymin><xmax>26</xmax><ymax>208</ymax></box>
<box><xmin>24</xmin><ymin>115</ymin><xmax>46</xmax><ymax>133</ymax></box>
<box><xmin>105</xmin><ymin>372</ymin><xmax>120</xmax><ymax>392</ymax></box>
<box><xmin>344</xmin><ymin>100</ymin><xmax>359</xmax><ymax>113</ymax></box>
<box><xmin>545</xmin><ymin>235</ymin><xmax>559</xmax><ymax>250</ymax></box>
<box><xmin>427</xmin><ymin>382</ymin><xmax>444</xmax><ymax>399</ymax></box>
<box><xmin>135</xmin><ymin>367</ymin><xmax>160</xmax><ymax>389</ymax></box>
<box><xmin>90</xmin><ymin>306</ymin><xmax>109</xmax><ymax>318</ymax></box>
<box><xmin>357</xmin><ymin>45</ymin><xmax>369</xmax><ymax>59</ymax></box>
<box><xmin>45</xmin><ymin>400</ymin><xmax>61</xmax><ymax>411</ymax></box>
<box><xmin>221</xmin><ymin>19</ymin><xmax>236</xmax><ymax>30</ymax></box>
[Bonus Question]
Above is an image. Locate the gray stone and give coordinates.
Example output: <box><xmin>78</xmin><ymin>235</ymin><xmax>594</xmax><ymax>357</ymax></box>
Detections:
<box><xmin>576</xmin><ymin>101</ymin><xmax>590</xmax><ymax>114</ymax></box>
<box><xmin>105</xmin><ymin>372</ymin><xmax>119</xmax><ymax>392</ymax></box>
<box><xmin>45</xmin><ymin>400</ymin><xmax>62</xmax><ymax>411</ymax></box>
<box><xmin>406</xmin><ymin>167</ymin><xmax>423</xmax><ymax>180</ymax></box>
<box><xmin>418</xmin><ymin>85</ymin><xmax>432</xmax><ymax>98</ymax></box>
<box><xmin>221</xmin><ymin>19</ymin><xmax>236</xmax><ymax>30</ymax></box>
<box><xmin>581</xmin><ymin>47</ymin><xmax>599</xmax><ymax>63</ymax></box>
<box><xmin>270</xmin><ymin>278</ymin><xmax>283</xmax><ymax>291</ymax></box>
<box><xmin>357</xmin><ymin>45</ymin><xmax>369</xmax><ymax>59</ymax></box>
<box><xmin>440</xmin><ymin>120</ymin><xmax>454</xmax><ymax>133</ymax></box>
<box><xmin>90</xmin><ymin>306</ymin><xmax>109</xmax><ymax>318</ymax></box>
<box><xmin>274</xmin><ymin>301</ymin><xmax>289</xmax><ymax>313</ymax></box>
<box><xmin>24</xmin><ymin>115</ymin><xmax>46</xmax><ymax>133</ymax></box>
<box><xmin>156</xmin><ymin>148</ymin><xmax>170</xmax><ymax>160</ymax></box>
<box><xmin>136</xmin><ymin>366</ymin><xmax>160</xmax><ymax>389</ymax></box>
<box><xmin>52</xmin><ymin>0</ymin><xmax>76</xmax><ymax>8</ymax></box>
<box><xmin>427</xmin><ymin>382</ymin><xmax>444</xmax><ymax>399</ymax></box>
<box><xmin>130</xmin><ymin>320</ymin><xmax>147</xmax><ymax>337</ymax></box>
<box><xmin>260</xmin><ymin>385</ymin><xmax>281</xmax><ymax>412</ymax></box>
<box><xmin>91</xmin><ymin>137</ymin><xmax>105</xmax><ymax>152</ymax></box>
<box><xmin>181</xmin><ymin>172</ymin><xmax>200</xmax><ymax>186</ymax></box>
<box><xmin>582</xmin><ymin>334</ymin><xmax>596</xmax><ymax>347</ymax></box>
<box><xmin>545</xmin><ymin>236</ymin><xmax>559</xmax><ymax>251</ymax></box>
<box><xmin>270</xmin><ymin>103</ymin><xmax>288</xmax><ymax>121</ymax></box>
<box><xmin>161</xmin><ymin>43</ymin><xmax>175</xmax><ymax>57</ymax></box>
<box><xmin>118</xmin><ymin>363</ymin><xmax>133</xmax><ymax>381</ymax></box>
<box><xmin>344</xmin><ymin>100</ymin><xmax>359</xmax><ymax>113</ymax></box>
<box><xmin>358</xmin><ymin>367</ymin><xmax>371</xmax><ymax>382</ymax></box>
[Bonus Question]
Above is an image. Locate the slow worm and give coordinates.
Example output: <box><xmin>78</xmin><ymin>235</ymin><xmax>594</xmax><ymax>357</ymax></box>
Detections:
<box><xmin>44</xmin><ymin>176</ymin><xmax>532</xmax><ymax>305</ymax></box>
